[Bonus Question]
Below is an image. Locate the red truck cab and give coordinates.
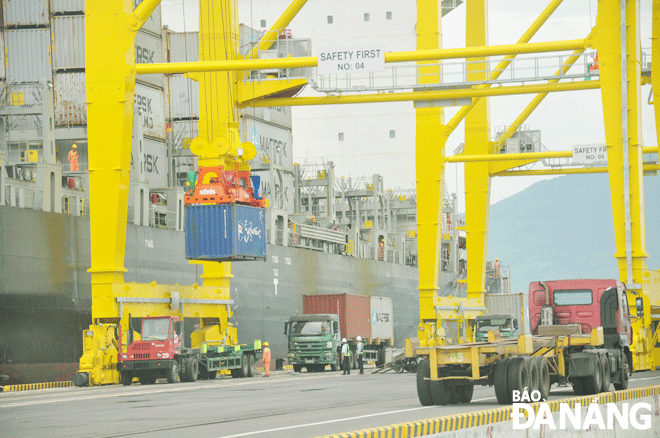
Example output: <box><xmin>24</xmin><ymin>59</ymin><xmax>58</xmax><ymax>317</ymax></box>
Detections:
<box><xmin>528</xmin><ymin>279</ymin><xmax>632</xmax><ymax>348</ymax></box>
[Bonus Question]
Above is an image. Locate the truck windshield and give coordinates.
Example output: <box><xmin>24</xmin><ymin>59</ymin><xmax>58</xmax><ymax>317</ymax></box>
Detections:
<box><xmin>553</xmin><ymin>289</ymin><xmax>593</xmax><ymax>306</ymax></box>
<box><xmin>142</xmin><ymin>319</ymin><xmax>170</xmax><ymax>341</ymax></box>
<box><xmin>290</xmin><ymin>321</ymin><xmax>331</xmax><ymax>336</ymax></box>
<box><xmin>477</xmin><ymin>319</ymin><xmax>512</xmax><ymax>331</ymax></box>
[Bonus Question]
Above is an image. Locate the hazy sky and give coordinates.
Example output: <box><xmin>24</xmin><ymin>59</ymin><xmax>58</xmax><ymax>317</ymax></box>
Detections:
<box><xmin>160</xmin><ymin>0</ymin><xmax>657</xmax><ymax>208</ymax></box>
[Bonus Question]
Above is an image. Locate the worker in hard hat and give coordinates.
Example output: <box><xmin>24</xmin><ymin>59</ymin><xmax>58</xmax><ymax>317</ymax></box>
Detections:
<box><xmin>356</xmin><ymin>336</ymin><xmax>364</xmax><ymax>374</ymax></box>
<box><xmin>68</xmin><ymin>143</ymin><xmax>79</xmax><ymax>171</ymax></box>
<box><xmin>341</xmin><ymin>338</ymin><xmax>350</xmax><ymax>375</ymax></box>
<box><xmin>494</xmin><ymin>258</ymin><xmax>500</xmax><ymax>278</ymax></box>
<box><xmin>262</xmin><ymin>342</ymin><xmax>271</xmax><ymax>377</ymax></box>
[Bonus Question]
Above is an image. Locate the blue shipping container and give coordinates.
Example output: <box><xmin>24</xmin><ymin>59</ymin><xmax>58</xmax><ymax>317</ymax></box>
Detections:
<box><xmin>185</xmin><ymin>204</ymin><xmax>266</xmax><ymax>261</ymax></box>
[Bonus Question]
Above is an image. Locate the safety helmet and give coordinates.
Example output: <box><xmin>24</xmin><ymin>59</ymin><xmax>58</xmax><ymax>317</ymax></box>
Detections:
<box><xmin>263</xmin><ymin>341</ymin><xmax>269</xmax><ymax>347</ymax></box>
<box><xmin>356</xmin><ymin>336</ymin><xmax>362</xmax><ymax>341</ymax></box>
<box><xmin>72</xmin><ymin>144</ymin><xmax>77</xmax><ymax>149</ymax></box>
<box><xmin>341</xmin><ymin>338</ymin><xmax>347</xmax><ymax>343</ymax></box>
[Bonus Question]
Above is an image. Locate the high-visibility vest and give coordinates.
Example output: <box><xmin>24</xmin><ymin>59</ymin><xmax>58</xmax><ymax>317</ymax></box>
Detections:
<box><xmin>68</xmin><ymin>150</ymin><xmax>79</xmax><ymax>162</ymax></box>
<box><xmin>341</xmin><ymin>344</ymin><xmax>349</xmax><ymax>356</ymax></box>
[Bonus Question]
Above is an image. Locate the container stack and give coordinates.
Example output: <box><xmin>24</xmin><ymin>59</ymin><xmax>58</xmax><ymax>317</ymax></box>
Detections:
<box><xmin>0</xmin><ymin>0</ymin><xmax>167</xmax><ymax>187</ymax></box>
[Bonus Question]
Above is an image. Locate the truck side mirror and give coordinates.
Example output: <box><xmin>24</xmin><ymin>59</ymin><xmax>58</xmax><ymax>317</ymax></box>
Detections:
<box><xmin>513</xmin><ymin>320</ymin><xmax>518</xmax><ymax>330</ymax></box>
<box><xmin>284</xmin><ymin>322</ymin><xmax>288</xmax><ymax>335</ymax></box>
<box><xmin>636</xmin><ymin>297</ymin><xmax>644</xmax><ymax>317</ymax></box>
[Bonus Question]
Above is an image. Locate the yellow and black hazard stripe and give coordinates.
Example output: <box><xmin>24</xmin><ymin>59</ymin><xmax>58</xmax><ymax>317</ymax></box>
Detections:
<box><xmin>3</xmin><ymin>381</ymin><xmax>74</xmax><ymax>392</ymax></box>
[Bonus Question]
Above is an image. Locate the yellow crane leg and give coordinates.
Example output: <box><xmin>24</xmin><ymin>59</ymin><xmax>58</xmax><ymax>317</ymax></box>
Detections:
<box><xmin>415</xmin><ymin>0</ymin><xmax>444</xmax><ymax>346</ymax></box>
<box><xmin>463</xmin><ymin>0</ymin><xmax>491</xmax><ymax>301</ymax></box>
<box><xmin>598</xmin><ymin>0</ymin><xmax>654</xmax><ymax>372</ymax></box>
<box><xmin>654</xmin><ymin>0</ymin><xmax>660</xmax><ymax>156</ymax></box>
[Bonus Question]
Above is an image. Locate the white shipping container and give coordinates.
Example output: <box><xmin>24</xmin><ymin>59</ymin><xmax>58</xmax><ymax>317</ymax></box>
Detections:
<box><xmin>3</xmin><ymin>0</ymin><xmax>49</xmax><ymax>26</ymax></box>
<box><xmin>133</xmin><ymin>0</ymin><xmax>163</xmax><ymax>37</ymax></box>
<box><xmin>170</xmin><ymin>119</ymin><xmax>198</xmax><ymax>150</ymax></box>
<box><xmin>167</xmin><ymin>31</ymin><xmax>199</xmax><ymax>63</ymax></box>
<box><xmin>53</xmin><ymin>73</ymin><xmax>86</xmax><ymax>126</ymax></box>
<box><xmin>135</xmin><ymin>84</ymin><xmax>166</xmax><ymax>140</ymax></box>
<box><xmin>242</xmin><ymin>106</ymin><xmax>292</xmax><ymax>129</ymax></box>
<box><xmin>51</xmin><ymin>0</ymin><xmax>85</xmax><ymax>13</ymax></box>
<box><xmin>241</xmin><ymin>117</ymin><xmax>293</xmax><ymax>172</ymax></box>
<box><xmin>370</xmin><ymin>296</ymin><xmax>394</xmax><ymax>340</ymax></box>
<box><xmin>52</xmin><ymin>16</ymin><xmax>86</xmax><ymax>70</ymax></box>
<box><xmin>167</xmin><ymin>75</ymin><xmax>199</xmax><ymax>119</ymax></box>
<box><xmin>5</xmin><ymin>29</ymin><xmax>51</xmax><ymax>83</ymax></box>
<box><xmin>485</xmin><ymin>293</ymin><xmax>530</xmax><ymax>335</ymax></box>
<box><xmin>251</xmin><ymin>169</ymin><xmax>294</xmax><ymax>213</ymax></box>
<box><xmin>132</xmin><ymin>137</ymin><xmax>168</xmax><ymax>188</ymax></box>
<box><xmin>135</xmin><ymin>31</ymin><xmax>164</xmax><ymax>89</ymax></box>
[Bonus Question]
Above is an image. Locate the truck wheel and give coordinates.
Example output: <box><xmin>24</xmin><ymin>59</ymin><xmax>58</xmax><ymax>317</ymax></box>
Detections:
<box><xmin>407</xmin><ymin>358</ymin><xmax>418</xmax><ymax>373</ymax></box>
<box><xmin>349</xmin><ymin>352</ymin><xmax>356</xmax><ymax>370</ymax></box>
<box><xmin>231</xmin><ymin>369</ymin><xmax>239</xmax><ymax>378</ymax></box>
<box><xmin>393</xmin><ymin>359</ymin><xmax>404</xmax><ymax>373</ymax></box>
<box><xmin>239</xmin><ymin>354</ymin><xmax>249</xmax><ymax>377</ymax></box>
<box><xmin>120</xmin><ymin>372</ymin><xmax>132</xmax><ymax>386</ymax></box>
<box><xmin>247</xmin><ymin>354</ymin><xmax>256</xmax><ymax>377</ymax></box>
<box><xmin>167</xmin><ymin>360</ymin><xmax>180</xmax><ymax>384</ymax></box>
<box><xmin>377</xmin><ymin>349</ymin><xmax>386</xmax><ymax>368</ymax></box>
<box><xmin>331</xmin><ymin>356</ymin><xmax>340</xmax><ymax>372</ymax></box>
<box><xmin>293</xmin><ymin>364</ymin><xmax>303</xmax><ymax>373</ymax></box>
<box><xmin>416</xmin><ymin>359</ymin><xmax>434</xmax><ymax>406</ymax></box>
<box><xmin>185</xmin><ymin>357</ymin><xmax>199</xmax><ymax>382</ymax></box>
<box><xmin>613</xmin><ymin>355</ymin><xmax>629</xmax><ymax>390</ymax></box>
<box><xmin>430</xmin><ymin>377</ymin><xmax>451</xmax><ymax>405</ymax></box>
<box><xmin>208</xmin><ymin>371</ymin><xmax>217</xmax><ymax>380</ymax></box>
<box><xmin>493</xmin><ymin>358</ymin><xmax>511</xmax><ymax>404</ymax></box>
<box><xmin>531</xmin><ymin>356</ymin><xmax>550</xmax><ymax>401</ymax></box>
<box><xmin>507</xmin><ymin>358</ymin><xmax>529</xmax><ymax>400</ymax></box>
<box><xmin>582</xmin><ymin>358</ymin><xmax>602</xmax><ymax>395</ymax></box>
<box><xmin>526</xmin><ymin>357</ymin><xmax>539</xmax><ymax>396</ymax></box>
<box><xmin>457</xmin><ymin>383</ymin><xmax>474</xmax><ymax>403</ymax></box>
<box><xmin>199</xmin><ymin>366</ymin><xmax>209</xmax><ymax>380</ymax></box>
<box><xmin>600</xmin><ymin>354</ymin><xmax>611</xmax><ymax>392</ymax></box>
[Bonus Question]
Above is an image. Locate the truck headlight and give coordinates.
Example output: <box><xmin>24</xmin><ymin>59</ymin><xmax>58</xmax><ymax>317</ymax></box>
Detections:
<box><xmin>122</xmin><ymin>354</ymin><xmax>127</xmax><ymax>359</ymax></box>
<box><xmin>322</xmin><ymin>352</ymin><xmax>334</xmax><ymax>359</ymax></box>
<box><xmin>156</xmin><ymin>353</ymin><xmax>162</xmax><ymax>358</ymax></box>
<box><xmin>326</xmin><ymin>342</ymin><xmax>333</xmax><ymax>349</ymax></box>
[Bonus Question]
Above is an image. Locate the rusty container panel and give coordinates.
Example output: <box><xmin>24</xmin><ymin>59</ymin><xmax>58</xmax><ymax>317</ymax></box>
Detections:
<box><xmin>134</xmin><ymin>83</ymin><xmax>166</xmax><ymax>140</ymax></box>
<box><xmin>303</xmin><ymin>294</ymin><xmax>371</xmax><ymax>341</ymax></box>
<box><xmin>51</xmin><ymin>0</ymin><xmax>85</xmax><ymax>13</ymax></box>
<box><xmin>3</xmin><ymin>0</ymin><xmax>49</xmax><ymax>26</ymax></box>
<box><xmin>5</xmin><ymin>29</ymin><xmax>51</xmax><ymax>83</ymax></box>
<box><xmin>167</xmin><ymin>31</ymin><xmax>198</xmax><ymax>63</ymax></box>
<box><xmin>167</xmin><ymin>74</ymin><xmax>199</xmax><ymax>119</ymax></box>
<box><xmin>53</xmin><ymin>73</ymin><xmax>86</xmax><ymax>126</ymax></box>
<box><xmin>135</xmin><ymin>30</ymin><xmax>164</xmax><ymax>89</ymax></box>
<box><xmin>52</xmin><ymin>16</ymin><xmax>85</xmax><ymax>70</ymax></box>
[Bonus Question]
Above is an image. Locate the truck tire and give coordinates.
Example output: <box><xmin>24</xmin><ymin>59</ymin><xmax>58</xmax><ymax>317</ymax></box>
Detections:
<box><xmin>493</xmin><ymin>358</ymin><xmax>511</xmax><ymax>404</ymax></box>
<box><xmin>430</xmin><ymin>378</ymin><xmax>451</xmax><ymax>405</ymax></box>
<box><xmin>349</xmin><ymin>352</ymin><xmax>356</xmax><ymax>370</ymax></box>
<box><xmin>198</xmin><ymin>365</ymin><xmax>209</xmax><ymax>380</ymax></box>
<box><xmin>331</xmin><ymin>356</ymin><xmax>340</xmax><ymax>371</ymax></box>
<box><xmin>531</xmin><ymin>356</ymin><xmax>550</xmax><ymax>401</ymax></box>
<box><xmin>247</xmin><ymin>354</ymin><xmax>256</xmax><ymax>377</ymax></box>
<box><xmin>377</xmin><ymin>349</ymin><xmax>386</xmax><ymax>368</ymax></box>
<box><xmin>120</xmin><ymin>372</ymin><xmax>132</xmax><ymax>386</ymax></box>
<box><xmin>582</xmin><ymin>357</ymin><xmax>602</xmax><ymax>395</ymax></box>
<box><xmin>613</xmin><ymin>355</ymin><xmax>629</xmax><ymax>390</ymax></box>
<box><xmin>293</xmin><ymin>364</ymin><xmax>303</xmax><ymax>373</ymax></box>
<box><xmin>507</xmin><ymin>358</ymin><xmax>528</xmax><ymax>400</ymax></box>
<box><xmin>239</xmin><ymin>354</ymin><xmax>249</xmax><ymax>377</ymax></box>
<box><xmin>231</xmin><ymin>369</ymin><xmax>239</xmax><ymax>378</ymax></box>
<box><xmin>208</xmin><ymin>371</ymin><xmax>217</xmax><ymax>380</ymax></box>
<box><xmin>185</xmin><ymin>357</ymin><xmax>199</xmax><ymax>382</ymax></box>
<box><xmin>600</xmin><ymin>354</ymin><xmax>611</xmax><ymax>392</ymax></box>
<box><xmin>457</xmin><ymin>383</ymin><xmax>474</xmax><ymax>403</ymax></box>
<box><xmin>406</xmin><ymin>358</ymin><xmax>418</xmax><ymax>373</ymax></box>
<box><xmin>167</xmin><ymin>360</ymin><xmax>180</xmax><ymax>384</ymax></box>
<box><xmin>393</xmin><ymin>359</ymin><xmax>405</xmax><ymax>373</ymax></box>
<box><xmin>526</xmin><ymin>357</ymin><xmax>539</xmax><ymax>396</ymax></box>
<box><xmin>416</xmin><ymin>359</ymin><xmax>434</xmax><ymax>406</ymax></box>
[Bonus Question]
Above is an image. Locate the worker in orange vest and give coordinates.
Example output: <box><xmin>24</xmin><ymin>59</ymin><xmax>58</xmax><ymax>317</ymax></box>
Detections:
<box><xmin>262</xmin><ymin>342</ymin><xmax>271</xmax><ymax>377</ymax></box>
<box><xmin>68</xmin><ymin>143</ymin><xmax>79</xmax><ymax>171</ymax></box>
<box><xmin>494</xmin><ymin>258</ymin><xmax>500</xmax><ymax>277</ymax></box>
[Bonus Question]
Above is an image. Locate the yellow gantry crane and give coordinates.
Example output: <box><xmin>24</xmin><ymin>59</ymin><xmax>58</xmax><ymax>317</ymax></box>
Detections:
<box><xmin>80</xmin><ymin>0</ymin><xmax>660</xmax><ymax>385</ymax></box>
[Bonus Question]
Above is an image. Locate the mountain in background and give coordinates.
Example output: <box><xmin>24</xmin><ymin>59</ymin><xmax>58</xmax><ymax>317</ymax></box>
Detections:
<box><xmin>487</xmin><ymin>173</ymin><xmax>660</xmax><ymax>293</ymax></box>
